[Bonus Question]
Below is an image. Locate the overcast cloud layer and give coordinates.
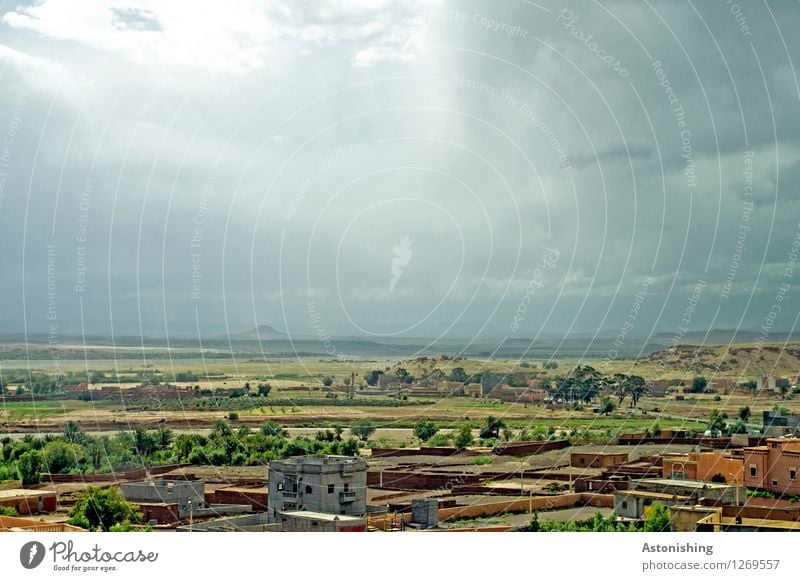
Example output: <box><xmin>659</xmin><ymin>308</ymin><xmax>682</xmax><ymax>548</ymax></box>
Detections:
<box><xmin>1</xmin><ymin>0</ymin><xmax>799</xmax><ymax>347</ymax></box>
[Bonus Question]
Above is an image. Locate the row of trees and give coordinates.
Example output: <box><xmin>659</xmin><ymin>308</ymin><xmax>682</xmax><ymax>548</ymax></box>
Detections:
<box><xmin>529</xmin><ymin>504</ymin><xmax>671</xmax><ymax>532</ymax></box>
<box><xmin>549</xmin><ymin>366</ymin><xmax>648</xmax><ymax>408</ymax></box>
<box><xmin>1</xmin><ymin>419</ymin><xmax>362</xmax><ymax>485</ymax></box>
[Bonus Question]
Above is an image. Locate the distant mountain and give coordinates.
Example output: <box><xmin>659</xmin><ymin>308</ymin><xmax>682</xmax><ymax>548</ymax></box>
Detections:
<box><xmin>640</xmin><ymin>342</ymin><xmax>800</xmax><ymax>376</ymax></box>
<box><xmin>227</xmin><ymin>325</ymin><xmax>288</xmax><ymax>340</ymax></box>
<box><xmin>650</xmin><ymin>329</ymin><xmax>800</xmax><ymax>345</ymax></box>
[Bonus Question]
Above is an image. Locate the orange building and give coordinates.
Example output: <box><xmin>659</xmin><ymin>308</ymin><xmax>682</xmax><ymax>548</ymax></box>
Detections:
<box><xmin>0</xmin><ymin>515</ymin><xmax>85</xmax><ymax>532</ymax></box>
<box><xmin>743</xmin><ymin>438</ymin><xmax>800</xmax><ymax>495</ymax></box>
<box><xmin>570</xmin><ymin>452</ymin><xmax>629</xmax><ymax>469</ymax></box>
<box><xmin>662</xmin><ymin>452</ymin><xmax>744</xmax><ymax>484</ymax></box>
<box><xmin>0</xmin><ymin>489</ymin><xmax>58</xmax><ymax>515</ymax></box>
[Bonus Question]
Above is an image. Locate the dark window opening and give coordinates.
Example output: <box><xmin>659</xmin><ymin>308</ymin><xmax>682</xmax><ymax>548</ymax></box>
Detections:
<box><xmin>328</xmin><ymin>484</ymin><xmax>335</xmax><ymax>494</ymax></box>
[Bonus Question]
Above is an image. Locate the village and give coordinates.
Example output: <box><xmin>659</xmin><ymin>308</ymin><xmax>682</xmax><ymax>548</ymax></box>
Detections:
<box><xmin>3</xmin><ymin>359</ymin><xmax>800</xmax><ymax>533</ymax></box>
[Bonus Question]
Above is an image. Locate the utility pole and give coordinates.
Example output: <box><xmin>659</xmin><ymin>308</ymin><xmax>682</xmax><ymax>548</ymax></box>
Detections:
<box><xmin>188</xmin><ymin>499</ymin><xmax>193</xmax><ymax>532</ymax></box>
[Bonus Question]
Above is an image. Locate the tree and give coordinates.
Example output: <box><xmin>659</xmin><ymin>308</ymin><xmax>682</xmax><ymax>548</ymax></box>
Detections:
<box><xmin>773</xmin><ymin>404</ymin><xmax>790</xmax><ymax>416</ymax></box>
<box><xmin>68</xmin><ymin>487</ymin><xmax>141</xmax><ymax>531</ymax></box>
<box><xmin>413</xmin><ymin>419</ymin><xmax>438</xmax><ymax>442</ymax></box>
<box><xmin>692</xmin><ymin>376</ymin><xmax>708</xmax><ymax>393</ymax></box>
<box><xmin>42</xmin><ymin>441</ymin><xmax>83</xmax><ymax>474</ymax></box>
<box><xmin>212</xmin><ymin>419</ymin><xmax>234</xmax><ymax>438</ymax></box>
<box><xmin>610</xmin><ymin>373</ymin><xmax>628</xmax><ymax>406</ymax></box>
<box><xmin>260</xmin><ymin>421</ymin><xmax>287</xmax><ymax>438</ymax></box>
<box><xmin>17</xmin><ymin>451</ymin><xmax>42</xmax><ymax>486</ymax></box>
<box><xmin>133</xmin><ymin>428</ymin><xmax>158</xmax><ymax>456</ymax></box>
<box><xmin>599</xmin><ymin>396</ymin><xmax>616</xmax><ymax>416</ymax></box>
<box><xmin>729</xmin><ymin>419</ymin><xmax>748</xmax><ymax>434</ymax></box>
<box><xmin>707</xmin><ymin>409</ymin><xmax>727</xmax><ymax>436</ymax></box>
<box><xmin>625</xmin><ymin>375</ymin><xmax>650</xmax><ymax>408</ymax></box>
<box><xmin>364</xmin><ymin>370</ymin><xmax>383</xmax><ymax>386</ymax></box>
<box><xmin>448</xmin><ymin>367</ymin><xmax>469</xmax><ymax>383</ymax></box>
<box><xmin>479</xmin><ymin>416</ymin><xmax>506</xmax><ymax>439</ymax></box>
<box><xmin>531</xmin><ymin>510</ymin><xmax>635</xmax><ymax>532</ymax></box>
<box><xmin>322</xmin><ymin>376</ymin><xmax>334</xmax><ymax>387</ymax></box>
<box><xmin>351</xmin><ymin>420</ymin><xmax>376</xmax><ymax>442</ymax></box>
<box><xmin>738</xmin><ymin>406</ymin><xmax>751</xmax><ymax>422</ymax></box>
<box><xmin>454</xmin><ymin>425</ymin><xmax>474</xmax><ymax>450</ymax></box>
<box><xmin>643</xmin><ymin>502</ymin><xmax>671</xmax><ymax>532</ymax></box>
<box><xmin>257</xmin><ymin>383</ymin><xmax>271</xmax><ymax>397</ymax></box>
<box><xmin>63</xmin><ymin>421</ymin><xmax>84</xmax><ymax>444</ymax></box>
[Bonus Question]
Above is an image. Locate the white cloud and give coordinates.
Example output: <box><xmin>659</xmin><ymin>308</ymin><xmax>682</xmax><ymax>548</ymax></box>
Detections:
<box><xmin>0</xmin><ymin>43</ymin><xmax>74</xmax><ymax>85</ymax></box>
<box><xmin>2</xmin><ymin>0</ymin><xmax>440</xmax><ymax>74</ymax></box>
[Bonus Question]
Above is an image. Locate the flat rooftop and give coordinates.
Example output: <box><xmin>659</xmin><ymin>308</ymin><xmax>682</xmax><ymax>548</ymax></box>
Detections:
<box><xmin>280</xmin><ymin>510</ymin><xmax>364</xmax><ymax>522</ymax></box>
<box><xmin>273</xmin><ymin>455</ymin><xmax>365</xmax><ymax>466</ymax></box>
<box><xmin>637</xmin><ymin>478</ymin><xmax>740</xmax><ymax>490</ymax></box>
<box><xmin>619</xmin><ymin>490</ymin><xmax>692</xmax><ymax>501</ymax></box>
<box><xmin>0</xmin><ymin>489</ymin><xmax>54</xmax><ymax>499</ymax></box>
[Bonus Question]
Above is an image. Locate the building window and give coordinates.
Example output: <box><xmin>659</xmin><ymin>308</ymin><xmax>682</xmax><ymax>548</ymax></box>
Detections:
<box><xmin>791</xmin><ymin>470</ymin><xmax>798</xmax><ymax>481</ymax></box>
<box><xmin>621</xmin><ymin>501</ymin><xmax>628</xmax><ymax>510</ymax></box>
<box><xmin>328</xmin><ymin>484</ymin><xmax>335</xmax><ymax>494</ymax></box>
<box><xmin>750</xmin><ymin>466</ymin><xmax>757</xmax><ymax>477</ymax></box>
<box><xmin>579</xmin><ymin>458</ymin><xmax>585</xmax><ymax>465</ymax></box>
<box><xmin>305</xmin><ymin>485</ymin><xmax>312</xmax><ymax>494</ymax></box>
<box><xmin>277</xmin><ymin>483</ymin><xmax>283</xmax><ymax>491</ymax></box>
<box><xmin>772</xmin><ymin>480</ymin><xmax>779</xmax><ymax>487</ymax></box>
<box><xmin>344</xmin><ymin>483</ymin><xmax>349</xmax><ymax>492</ymax></box>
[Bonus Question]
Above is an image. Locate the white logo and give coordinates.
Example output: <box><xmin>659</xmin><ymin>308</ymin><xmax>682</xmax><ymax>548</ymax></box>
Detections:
<box><xmin>20</xmin><ymin>541</ymin><xmax>45</xmax><ymax>569</ymax></box>
<box><xmin>390</xmin><ymin>235</ymin><xmax>413</xmax><ymax>291</ymax></box>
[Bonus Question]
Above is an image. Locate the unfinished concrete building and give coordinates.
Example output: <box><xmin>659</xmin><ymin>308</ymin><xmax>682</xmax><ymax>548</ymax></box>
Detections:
<box><xmin>268</xmin><ymin>455</ymin><xmax>367</xmax><ymax>522</ymax></box>
<box><xmin>120</xmin><ymin>479</ymin><xmax>207</xmax><ymax>517</ymax></box>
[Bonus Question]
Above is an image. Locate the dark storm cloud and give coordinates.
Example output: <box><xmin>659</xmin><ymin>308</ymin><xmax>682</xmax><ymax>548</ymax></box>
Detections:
<box><xmin>0</xmin><ymin>0</ymin><xmax>798</xmax><ymax>344</ymax></box>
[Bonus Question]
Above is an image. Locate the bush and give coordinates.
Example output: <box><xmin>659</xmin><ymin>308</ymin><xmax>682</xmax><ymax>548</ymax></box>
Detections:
<box><xmin>68</xmin><ymin>487</ymin><xmax>142</xmax><ymax>532</ymax></box>
<box><xmin>413</xmin><ymin>419</ymin><xmax>438</xmax><ymax>442</ymax></box>
<box><xmin>17</xmin><ymin>451</ymin><xmax>42</xmax><ymax>485</ymax></box>
<box><xmin>454</xmin><ymin>425</ymin><xmax>474</xmax><ymax>450</ymax></box>
<box><xmin>426</xmin><ymin>433</ymin><xmax>451</xmax><ymax>447</ymax></box>
<box><xmin>351</xmin><ymin>420</ymin><xmax>376</xmax><ymax>442</ymax></box>
<box><xmin>227</xmin><ymin>412</ymin><xmax>239</xmax><ymax>421</ymax></box>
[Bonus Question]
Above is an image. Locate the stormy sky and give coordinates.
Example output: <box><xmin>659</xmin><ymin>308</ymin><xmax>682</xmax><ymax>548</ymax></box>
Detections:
<box><xmin>1</xmin><ymin>0</ymin><xmax>799</xmax><ymax>344</ymax></box>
